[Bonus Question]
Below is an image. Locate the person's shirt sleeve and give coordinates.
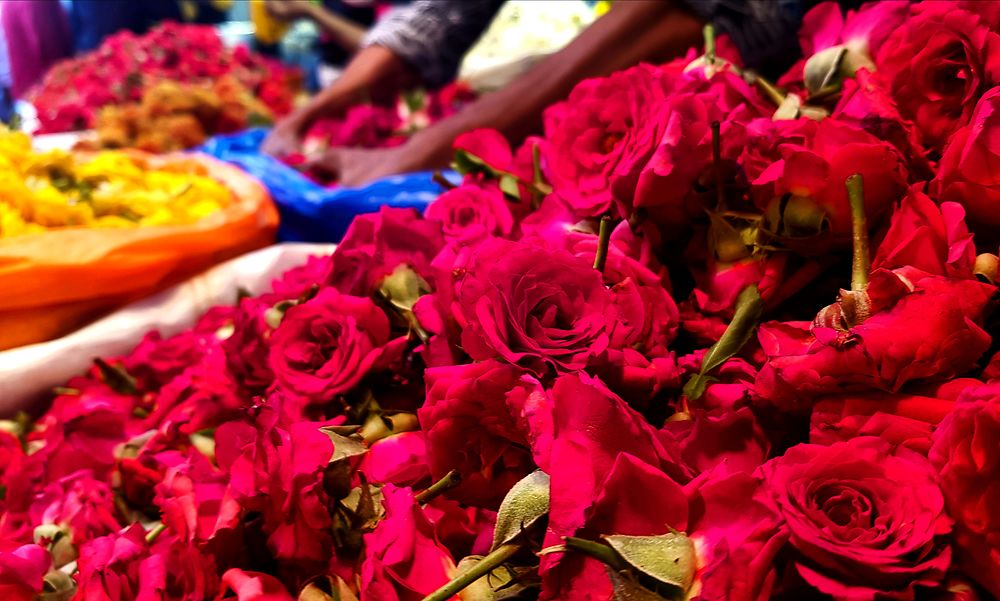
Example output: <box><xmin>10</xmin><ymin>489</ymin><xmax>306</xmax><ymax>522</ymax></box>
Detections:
<box><xmin>362</xmin><ymin>0</ymin><xmax>506</xmax><ymax>89</ymax></box>
<box><xmin>683</xmin><ymin>0</ymin><xmax>808</xmax><ymax>78</ymax></box>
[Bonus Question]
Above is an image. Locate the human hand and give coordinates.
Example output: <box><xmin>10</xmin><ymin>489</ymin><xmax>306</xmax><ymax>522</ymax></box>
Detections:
<box><xmin>262</xmin><ymin>118</ymin><xmax>305</xmax><ymax>157</ymax></box>
<box><xmin>304</xmin><ymin>144</ymin><xmax>432</xmax><ymax>187</ymax></box>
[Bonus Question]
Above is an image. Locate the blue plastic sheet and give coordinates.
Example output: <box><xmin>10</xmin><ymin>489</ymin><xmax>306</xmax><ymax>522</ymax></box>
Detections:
<box><xmin>198</xmin><ymin>128</ymin><xmax>447</xmax><ymax>242</ymax></box>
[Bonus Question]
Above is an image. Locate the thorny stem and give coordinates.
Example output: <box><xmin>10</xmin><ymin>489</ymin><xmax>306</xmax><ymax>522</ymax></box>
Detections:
<box><xmin>415</xmin><ymin>470</ymin><xmax>462</xmax><ymax>504</ymax></box>
<box><xmin>421</xmin><ymin>543</ymin><xmax>521</xmax><ymax>601</ymax></box>
<box><xmin>593</xmin><ymin>216</ymin><xmax>614</xmax><ymax>273</ymax></box>
<box><xmin>845</xmin><ymin>174</ymin><xmax>869</xmax><ymax>291</ymax></box>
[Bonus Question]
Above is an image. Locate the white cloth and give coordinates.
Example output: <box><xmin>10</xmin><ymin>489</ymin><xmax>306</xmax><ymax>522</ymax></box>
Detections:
<box><xmin>0</xmin><ymin>242</ymin><xmax>334</xmax><ymax>415</ymax></box>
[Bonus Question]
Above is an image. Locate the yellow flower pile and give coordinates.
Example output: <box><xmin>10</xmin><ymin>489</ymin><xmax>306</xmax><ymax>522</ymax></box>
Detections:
<box><xmin>0</xmin><ymin>130</ymin><xmax>232</xmax><ymax>238</ymax></box>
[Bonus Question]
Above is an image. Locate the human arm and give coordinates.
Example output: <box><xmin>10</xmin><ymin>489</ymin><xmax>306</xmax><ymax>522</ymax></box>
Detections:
<box><xmin>264</xmin><ymin>0</ymin><xmax>366</xmax><ymax>54</ymax></box>
<box><xmin>309</xmin><ymin>0</ymin><xmax>705</xmax><ymax>185</ymax></box>
<box><xmin>263</xmin><ymin>0</ymin><xmax>504</xmax><ymax>157</ymax></box>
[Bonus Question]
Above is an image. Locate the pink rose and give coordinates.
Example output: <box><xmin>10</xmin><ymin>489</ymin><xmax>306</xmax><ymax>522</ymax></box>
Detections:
<box><xmin>124</xmin><ymin>330</ymin><xmax>215</xmax><ymax>393</ymax></box>
<box><xmin>932</xmin><ymin>86</ymin><xmax>1000</xmax><ymax>231</ymax></box>
<box><xmin>543</xmin><ymin>64</ymin><xmax>671</xmax><ymax>218</ymax></box>
<box><xmin>455</xmin><ymin>238</ymin><xmax>616</xmax><ymax>375</ymax></box>
<box><xmin>929</xmin><ymin>382</ymin><xmax>1000</xmax><ymax>597</ymax></box>
<box><xmin>217</xmin><ymin>569</ymin><xmax>294</xmax><ymax>601</ymax></box>
<box><xmin>269</xmin><ymin>288</ymin><xmax>392</xmax><ymax>404</ymax></box>
<box><xmin>420</xmin><ymin>361</ymin><xmax>543</xmax><ymax>508</ymax></box>
<box><xmin>876</xmin><ymin>3</ymin><xmax>1000</xmax><ymax>153</ymax></box>
<box><xmin>423</xmin><ymin>180</ymin><xmax>514</xmax><ymax>245</ymax></box>
<box><xmin>360</xmin><ymin>485</ymin><xmax>455</xmax><ymax>601</ymax></box>
<box><xmin>759</xmin><ymin>437</ymin><xmax>952</xmax><ymax>599</ymax></box>
<box><xmin>0</xmin><ymin>544</ymin><xmax>49</xmax><ymax>601</ymax></box>
<box><xmin>328</xmin><ymin>207</ymin><xmax>444</xmax><ymax>297</ymax></box>
<box><xmin>222</xmin><ymin>297</ymin><xmax>276</xmax><ymax>394</ymax></box>
<box><xmin>268</xmin><ymin>254</ymin><xmax>333</xmax><ymax>301</ymax></box>
<box><xmin>28</xmin><ymin>470</ymin><xmax>121</xmax><ymax>543</ymax></box>
<box><xmin>748</xmin><ymin>117</ymin><xmax>908</xmax><ymax>246</ymax></box>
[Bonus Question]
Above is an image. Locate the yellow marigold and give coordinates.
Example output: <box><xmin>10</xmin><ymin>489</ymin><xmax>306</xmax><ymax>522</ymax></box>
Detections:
<box><xmin>0</xmin><ymin>130</ymin><xmax>232</xmax><ymax>238</ymax></box>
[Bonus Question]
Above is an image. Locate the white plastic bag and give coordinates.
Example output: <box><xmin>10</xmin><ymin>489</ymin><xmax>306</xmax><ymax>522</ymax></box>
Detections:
<box><xmin>0</xmin><ymin>242</ymin><xmax>334</xmax><ymax>415</ymax></box>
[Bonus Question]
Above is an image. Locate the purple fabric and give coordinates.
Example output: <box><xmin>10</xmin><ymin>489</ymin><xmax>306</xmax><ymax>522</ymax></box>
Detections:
<box><xmin>2</xmin><ymin>0</ymin><xmax>72</xmax><ymax>98</ymax></box>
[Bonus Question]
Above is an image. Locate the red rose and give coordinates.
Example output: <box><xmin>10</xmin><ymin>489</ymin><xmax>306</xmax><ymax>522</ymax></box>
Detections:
<box><xmin>222</xmin><ymin>297</ymin><xmax>276</xmax><ymax>394</ymax></box>
<box><xmin>456</xmin><ymin>238</ymin><xmax>616</xmax><ymax>375</ymax></box>
<box><xmin>748</xmin><ymin>117</ymin><xmax>908</xmax><ymax>246</ymax></box>
<box><xmin>423</xmin><ymin>180</ymin><xmax>514</xmax><ymax>245</ymax></box>
<box><xmin>420</xmin><ymin>360</ymin><xmax>542</xmax><ymax>508</ymax></box>
<box><xmin>268</xmin><ymin>254</ymin><xmax>333</xmax><ymax>301</ymax></box>
<box><xmin>876</xmin><ymin>3</ymin><xmax>1000</xmax><ymax>153</ymax></box>
<box><xmin>360</xmin><ymin>485</ymin><xmax>455</xmax><ymax>601</ymax></box>
<box><xmin>929</xmin><ymin>382</ymin><xmax>1000</xmax><ymax>598</ymax></box>
<box><xmin>759</xmin><ymin>437</ymin><xmax>952</xmax><ymax>599</ymax></box>
<box><xmin>756</xmin><ymin>269</ymin><xmax>993</xmax><ymax>410</ymax></box>
<box><xmin>28</xmin><ymin>470</ymin><xmax>121</xmax><ymax>543</ymax></box>
<box><xmin>543</xmin><ymin>64</ymin><xmax>671</xmax><ymax>218</ymax></box>
<box><xmin>0</xmin><ymin>544</ymin><xmax>49</xmax><ymax>601</ymax></box>
<box><xmin>932</xmin><ymin>86</ymin><xmax>1000</xmax><ymax>231</ymax></box>
<box><xmin>328</xmin><ymin>207</ymin><xmax>444</xmax><ymax>297</ymax></box>
<box><xmin>809</xmin><ymin>389</ymin><xmax>960</xmax><ymax>455</ymax></box>
<box><xmin>269</xmin><ymin>288</ymin><xmax>392</xmax><ymax>404</ymax></box>
<box><xmin>124</xmin><ymin>330</ymin><xmax>216</xmax><ymax>393</ymax></box>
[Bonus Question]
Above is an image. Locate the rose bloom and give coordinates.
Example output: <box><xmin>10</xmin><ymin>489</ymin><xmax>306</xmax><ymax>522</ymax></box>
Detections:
<box><xmin>543</xmin><ymin>63</ymin><xmax>671</xmax><ymax>218</ymax></box>
<box><xmin>759</xmin><ymin>437</ymin><xmax>952</xmax><ymax>599</ymax></box>
<box><xmin>269</xmin><ymin>287</ymin><xmax>392</xmax><ymax>404</ymax></box>
<box><xmin>930</xmin><ymin>382</ymin><xmax>1000</xmax><ymax>598</ymax></box>
<box><xmin>747</xmin><ymin>117</ymin><xmax>908</xmax><ymax>246</ymax></box>
<box><xmin>456</xmin><ymin>238</ymin><xmax>616</xmax><ymax>375</ymax></box>
<box><xmin>0</xmin><ymin>544</ymin><xmax>49</xmax><ymax>601</ymax></box>
<box><xmin>876</xmin><ymin>2</ymin><xmax>1000</xmax><ymax>153</ymax></box>
<box><xmin>222</xmin><ymin>297</ymin><xmax>275</xmax><ymax>394</ymax></box>
<box><xmin>932</xmin><ymin>86</ymin><xmax>1000</xmax><ymax>231</ymax></box>
<box><xmin>423</xmin><ymin>180</ymin><xmax>514</xmax><ymax>245</ymax></box>
<box><xmin>420</xmin><ymin>360</ymin><xmax>542</xmax><ymax>508</ymax></box>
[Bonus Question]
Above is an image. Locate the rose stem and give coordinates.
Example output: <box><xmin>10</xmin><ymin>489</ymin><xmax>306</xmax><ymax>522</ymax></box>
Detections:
<box><xmin>432</xmin><ymin>171</ymin><xmax>457</xmax><ymax>191</ymax></box>
<box><xmin>711</xmin><ymin>121</ymin><xmax>724</xmax><ymax>209</ymax></box>
<box><xmin>415</xmin><ymin>470</ymin><xmax>462</xmax><ymax>504</ymax></box>
<box><xmin>752</xmin><ymin>73</ymin><xmax>787</xmax><ymax>107</ymax></box>
<box><xmin>421</xmin><ymin>543</ymin><xmax>521</xmax><ymax>601</ymax></box>
<box><xmin>563</xmin><ymin>537</ymin><xmax>629</xmax><ymax>572</ymax></box>
<box><xmin>145</xmin><ymin>523</ymin><xmax>167</xmax><ymax>544</ymax></box>
<box><xmin>703</xmin><ymin>24</ymin><xmax>716</xmax><ymax>64</ymax></box>
<box><xmin>593</xmin><ymin>215</ymin><xmax>614</xmax><ymax>273</ymax></box>
<box><xmin>845</xmin><ymin>174</ymin><xmax>869</xmax><ymax>291</ymax></box>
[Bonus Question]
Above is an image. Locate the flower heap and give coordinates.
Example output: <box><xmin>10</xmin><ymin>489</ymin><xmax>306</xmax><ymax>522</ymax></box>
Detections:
<box><xmin>4</xmin><ymin>2</ymin><xmax>1000</xmax><ymax>600</ymax></box>
<box><xmin>29</xmin><ymin>22</ymin><xmax>299</xmax><ymax>135</ymax></box>
<box><xmin>0</xmin><ymin>129</ymin><xmax>232</xmax><ymax>238</ymax></box>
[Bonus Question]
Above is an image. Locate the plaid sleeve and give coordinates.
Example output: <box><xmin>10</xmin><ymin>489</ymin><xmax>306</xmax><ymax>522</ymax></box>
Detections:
<box><xmin>683</xmin><ymin>0</ymin><xmax>811</xmax><ymax>77</ymax></box>
<box><xmin>362</xmin><ymin>0</ymin><xmax>506</xmax><ymax>89</ymax></box>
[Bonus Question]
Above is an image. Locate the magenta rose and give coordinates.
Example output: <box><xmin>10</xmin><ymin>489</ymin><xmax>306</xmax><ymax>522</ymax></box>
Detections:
<box><xmin>747</xmin><ymin>117</ymin><xmax>908</xmax><ymax>245</ymax></box>
<box><xmin>876</xmin><ymin>2</ymin><xmax>1000</xmax><ymax>153</ymax></box>
<box><xmin>420</xmin><ymin>360</ymin><xmax>542</xmax><ymax>508</ymax></box>
<box><xmin>929</xmin><ymin>382</ymin><xmax>1000</xmax><ymax>597</ymax></box>
<box><xmin>543</xmin><ymin>63</ymin><xmax>671</xmax><ymax>218</ymax></box>
<box><xmin>932</xmin><ymin>86</ymin><xmax>1000</xmax><ymax>231</ymax></box>
<box><xmin>222</xmin><ymin>297</ymin><xmax>276</xmax><ymax>394</ymax></box>
<box><xmin>759</xmin><ymin>437</ymin><xmax>952</xmax><ymax>599</ymax></box>
<box><xmin>423</xmin><ymin>180</ymin><xmax>514</xmax><ymax>245</ymax></box>
<box><xmin>267</xmin><ymin>254</ymin><xmax>333</xmax><ymax>301</ymax></box>
<box><xmin>456</xmin><ymin>238</ymin><xmax>616</xmax><ymax>375</ymax></box>
<box><xmin>360</xmin><ymin>485</ymin><xmax>455</xmax><ymax>601</ymax></box>
<box><xmin>328</xmin><ymin>207</ymin><xmax>444</xmax><ymax>297</ymax></box>
<box><xmin>269</xmin><ymin>287</ymin><xmax>392</xmax><ymax>404</ymax></box>
<box><xmin>0</xmin><ymin>544</ymin><xmax>49</xmax><ymax>601</ymax></box>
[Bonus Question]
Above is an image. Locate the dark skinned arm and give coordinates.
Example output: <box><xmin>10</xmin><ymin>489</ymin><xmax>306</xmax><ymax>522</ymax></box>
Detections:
<box><xmin>307</xmin><ymin>0</ymin><xmax>705</xmax><ymax>186</ymax></box>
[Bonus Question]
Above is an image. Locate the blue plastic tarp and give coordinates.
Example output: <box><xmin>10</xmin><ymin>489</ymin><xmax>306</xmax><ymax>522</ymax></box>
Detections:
<box><xmin>198</xmin><ymin>128</ymin><xmax>447</xmax><ymax>242</ymax></box>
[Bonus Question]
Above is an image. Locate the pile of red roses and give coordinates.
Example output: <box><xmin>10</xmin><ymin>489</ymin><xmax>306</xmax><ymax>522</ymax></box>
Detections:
<box><xmin>29</xmin><ymin>22</ymin><xmax>299</xmax><ymax>134</ymax></box>
<box><xmin>5</xmin><ymin>2</ymin><xmax>1000</xmax><ymax>600</ymax></box>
